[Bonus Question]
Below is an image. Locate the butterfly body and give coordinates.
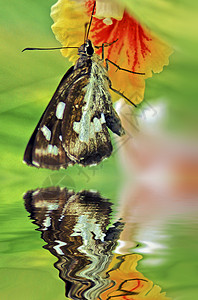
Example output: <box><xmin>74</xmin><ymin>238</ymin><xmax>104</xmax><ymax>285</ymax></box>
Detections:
<box><xmin>24</xmin><ymin>40</ymin><xmax>125</xmax><ymax>170</ymax></box>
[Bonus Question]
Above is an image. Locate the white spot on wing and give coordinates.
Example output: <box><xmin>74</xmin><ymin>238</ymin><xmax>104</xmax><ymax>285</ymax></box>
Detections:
<box><xmin>101</xmin><ymin>113</ymin><xmax>106</xmax><ymax>124</ymax></box>
<box><xmin>73</xmin><ymin>122</ymin><xmax>80</xmax><ymax>134</ymax></box>
<box><xmin>53</xmin><ymin>145</ymin><xmax>59</xmax><ymax>156</ymax></box>
<box><xmin>41</xmin><ymin>125</ymin><xmax>51</xmax><ymax>141</ymax></box>
<box><xmin>59</xmin><ymin>135</ymin><xmax>62</xmax><ymax>142</ymax></box>
<box><xmin>32</xmin><ymin>160</ymin><xmax>40</xmax><ymax>167</ymax></box>
<box><xmin>47</xmin><ymin>144</ymin><xmax>59</xmax><ymax>156</ymax></box>
<box><xmin>48</xmin><ymin>144</ymin><xmax>53</xmax><ymax>154</ymax></box>
<box><xmin>93</xmin><ymin>117</ymin><xmax>102</xmax><ymax>132</ymax></box>
<box><xmin>56</xmin><ymin>102</ymin><xmax>65</xmax><ymax>120</ymax></box>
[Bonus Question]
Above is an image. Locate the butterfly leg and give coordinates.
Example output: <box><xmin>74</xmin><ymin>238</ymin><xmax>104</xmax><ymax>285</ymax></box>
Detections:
<box><xmin>105</xmin><ymin>59</ymin><xmax>145</xmax><ymax>75</ymax></box>
<box><xmin>94</xmin><ymin>39</ymin><xmax>118</xmax><ymax>61</ymax></box>
<box><xmin>108</xmin><ymin>78</ymin><xmax>137</xmax><ymax>107</ymax></box>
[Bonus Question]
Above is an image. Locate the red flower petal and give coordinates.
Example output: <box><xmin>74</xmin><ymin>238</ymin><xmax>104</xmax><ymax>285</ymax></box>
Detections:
<box><xmin>85</xmin><ymin>0</ymin><xmax>173</xmax><ymax>104</ymax></box>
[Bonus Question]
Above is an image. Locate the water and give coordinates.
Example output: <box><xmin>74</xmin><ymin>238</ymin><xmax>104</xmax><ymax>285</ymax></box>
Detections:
<box><xmin>1</xmin><ymin>174</ymin><xmax>198</xmax><ymax>300</ymax></box>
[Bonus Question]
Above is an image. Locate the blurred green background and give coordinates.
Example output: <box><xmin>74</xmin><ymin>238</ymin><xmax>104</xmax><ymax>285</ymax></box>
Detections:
<box><xmin>0</xmin><ymin>0</ymin><xmax>124</xmax><ymax>199</ymax></box>
<box><xmin>0</xmin><ymin>0</ymin><xmax>198</xmax><ymax>299</ymax></box>
<box><xmin>124</xmin><ymin>0</ymin><xmax>198</xmax><ymax>134</ymax></box>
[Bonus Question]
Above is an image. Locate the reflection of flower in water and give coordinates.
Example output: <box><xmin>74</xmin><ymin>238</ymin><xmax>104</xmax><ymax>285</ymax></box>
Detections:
<box><xmin>51</xmin><ymin>0</ymin><xmax>172</xmax><ymax>104</ymax></box>
<box><xmin>100</xmin><ymin>254</ymin><xmax>171</xmax><ymax>300</ymax></box>
<box><xmin>24</xmin><ymin>187</ymin><xmax>171</xmax><ymax>300</ymax></box>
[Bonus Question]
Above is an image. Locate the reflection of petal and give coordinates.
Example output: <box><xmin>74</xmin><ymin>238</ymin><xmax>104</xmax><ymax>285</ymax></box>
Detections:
<box><xmin>100</xmin><ymin>254</ymin><xmax>171</xmax><ymax>300</ymax></box>
<box><xmin>51</xmin><ymin>0</ymin><xmax>173</xmax><ymax>104</ymax></box>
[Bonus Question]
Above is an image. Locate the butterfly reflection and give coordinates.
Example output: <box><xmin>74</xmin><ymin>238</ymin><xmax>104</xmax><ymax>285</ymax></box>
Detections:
<box><xmin>24</xmin><ymin>187</ymin><xmax>124</xmax><ymax>300</ymax></box>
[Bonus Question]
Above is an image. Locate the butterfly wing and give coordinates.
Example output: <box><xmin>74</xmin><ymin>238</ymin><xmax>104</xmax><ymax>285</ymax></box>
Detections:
<box><xmin>23</xmin><ymin>61</ymin><xmax>112</xmax><ymax>169</ymax></box>
<box><xmin>23</xmin><ymin>66</ymin><xmax>77</xmax><ymax>170</ymax></box>
<box><xmin>61</xmin><ymin>64</ymin><xmax>113</xmax><ymax>166</ymax></box>
<box><xmin>24</xmin><ymin>55</ymin><xmax>123</xmax><ymax>169</ymax></box>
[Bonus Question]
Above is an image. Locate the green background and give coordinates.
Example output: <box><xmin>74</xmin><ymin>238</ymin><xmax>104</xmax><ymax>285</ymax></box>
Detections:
<box><xmin>0</xmin><ymin>0</ymin><xmax>198</xmax><ymax>299</ymax></box>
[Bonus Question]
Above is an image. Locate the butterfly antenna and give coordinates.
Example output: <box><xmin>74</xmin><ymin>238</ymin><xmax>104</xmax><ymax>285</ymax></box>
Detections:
<box><xmin>22</xmin><ymin>46</ymin><xmax>79</xmax><ymax>52</ymax></box>
<box><xmin>86</xmin><ymin>1</ymin><xmax>96</xmax><ymax>40</ymax></box>
<box><xmin>84</xmin><ymin>23</ymin><xmax>89</xmax><ymax>43</ymax></box>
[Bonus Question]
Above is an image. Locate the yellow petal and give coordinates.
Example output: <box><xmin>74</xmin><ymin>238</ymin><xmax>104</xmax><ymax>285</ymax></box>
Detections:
<box><xmin>51</xmin><ymin>0</ymin><xmax>88</xmax><ymax>62</ymax></box>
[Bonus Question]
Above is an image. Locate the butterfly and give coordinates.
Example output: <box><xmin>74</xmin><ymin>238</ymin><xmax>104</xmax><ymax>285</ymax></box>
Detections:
<box><xmin>23</xmin><ymin>39</ymin><xmax>128</xmax><ymax>170</ymax></box>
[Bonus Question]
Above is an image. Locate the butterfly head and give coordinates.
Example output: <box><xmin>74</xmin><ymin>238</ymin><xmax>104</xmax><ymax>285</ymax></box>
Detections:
<box><xmin>78</xmin><ymin>39</ymin><xmax>94</xmax><ymax>57</ymax></box>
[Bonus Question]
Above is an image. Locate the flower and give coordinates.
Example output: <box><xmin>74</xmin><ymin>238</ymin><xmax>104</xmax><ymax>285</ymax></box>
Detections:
<box><xmin>51</xmin><ymin>0</ymin><xmax>173</xmax><ymax>105</ymax></box>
